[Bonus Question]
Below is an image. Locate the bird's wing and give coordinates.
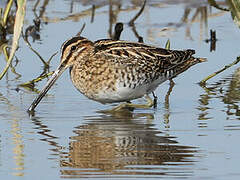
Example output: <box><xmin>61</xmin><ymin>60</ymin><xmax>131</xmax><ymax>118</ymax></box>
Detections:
<box><xmin>94</xmin><ymin>39</ymin><xmax>195</xmax><ymax>70</ymax></box>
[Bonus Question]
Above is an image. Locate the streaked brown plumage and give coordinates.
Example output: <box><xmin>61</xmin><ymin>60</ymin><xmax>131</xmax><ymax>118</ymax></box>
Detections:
<box><xmin>28</xmin><ymin>36</ymin><xmax>206</xmax><ymax>112</ymax></box>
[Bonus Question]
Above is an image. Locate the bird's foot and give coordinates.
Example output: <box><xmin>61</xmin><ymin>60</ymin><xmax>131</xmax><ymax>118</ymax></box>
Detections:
<box><xmin>99</xmin><ymin>95</ymin><xmax>154</xmax><ymax>113</ymax></box>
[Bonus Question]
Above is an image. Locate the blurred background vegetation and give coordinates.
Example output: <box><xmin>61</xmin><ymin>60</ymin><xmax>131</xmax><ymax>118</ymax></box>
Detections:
<box><xmin>0</xmin><ymin>0</ymin><xmax>240</xmax><ymax>83</ymax></box>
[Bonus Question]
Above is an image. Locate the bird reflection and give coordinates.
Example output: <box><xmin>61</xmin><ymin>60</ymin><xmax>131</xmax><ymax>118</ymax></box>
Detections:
<box><xmin>60</xmin><ymin>111</ymin><xmax>197</xmax><ymax>178</ymax></box>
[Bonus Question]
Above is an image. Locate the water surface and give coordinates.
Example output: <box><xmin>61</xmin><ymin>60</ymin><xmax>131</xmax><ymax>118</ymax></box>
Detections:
<box><xmin>1</xmin><ymin>0</ymin><xmax>240</xmax><ymax>179</ymax></box>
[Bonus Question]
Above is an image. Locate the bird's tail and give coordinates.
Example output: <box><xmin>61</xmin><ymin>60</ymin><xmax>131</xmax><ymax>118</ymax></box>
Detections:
<box><xmin>195</xmin><ymin>57</ymin><xmax>207</xmax><ymax>63</ymax></box>
<box><xmin>167</xmin><ymin>56</ymin><xmax>207</xmax><ymax>79</ymax></box>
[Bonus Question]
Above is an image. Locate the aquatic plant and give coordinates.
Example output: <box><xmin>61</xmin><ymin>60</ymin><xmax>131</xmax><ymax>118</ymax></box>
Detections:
<box><xmin>0</xmin><ymin>0</ymin><xmax>26</xmax><ymax>80</ymax></box>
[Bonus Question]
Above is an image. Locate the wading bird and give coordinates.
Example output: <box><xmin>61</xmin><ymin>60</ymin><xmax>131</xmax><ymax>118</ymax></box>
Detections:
<box><xmin>28</xmin><ymin>36</ymin><xmax>205</xmax><ymax>112</ymax></box>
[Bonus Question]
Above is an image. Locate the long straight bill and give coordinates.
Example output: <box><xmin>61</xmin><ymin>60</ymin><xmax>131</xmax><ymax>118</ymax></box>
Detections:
<box><xmin>28</xmin><ymin>65</ymin><xmax>65</xmax><ymax>112</ymax></box>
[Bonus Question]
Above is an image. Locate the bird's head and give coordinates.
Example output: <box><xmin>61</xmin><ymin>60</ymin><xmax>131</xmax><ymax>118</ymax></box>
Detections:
<box><xmin>28</xmin><ymin>36</ymin><xmax>93</xmax><ymax>112</ymax></box>
<box><xmin>60</xmin><ymin>36</ymin><xmax>93</xmax><ymax>68</ymax></box>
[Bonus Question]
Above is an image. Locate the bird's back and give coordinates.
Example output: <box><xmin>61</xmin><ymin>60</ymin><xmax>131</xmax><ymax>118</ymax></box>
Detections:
<box><xmin>94</xmin><ymin>39</ymin><xmax>203</xmax><ymax>80</ymax></box>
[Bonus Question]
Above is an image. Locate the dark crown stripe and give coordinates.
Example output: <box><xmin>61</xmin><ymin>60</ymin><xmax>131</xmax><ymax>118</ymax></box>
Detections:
<box><xmin>94</xmin><ymin>40</ymin><xmax>153</xmax><ymax>51</ymax></box>
<box><xmin>61</xmin><ymin>36</ymin><xmax>87</xmax><ymax>54</ymax></box>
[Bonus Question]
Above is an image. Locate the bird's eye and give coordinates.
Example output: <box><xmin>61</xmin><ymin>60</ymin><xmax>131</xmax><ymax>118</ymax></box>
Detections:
<box><xmin>71</xmin><ymin>45</ymin><xmax>76</xmax><ymax>51</ymax></box>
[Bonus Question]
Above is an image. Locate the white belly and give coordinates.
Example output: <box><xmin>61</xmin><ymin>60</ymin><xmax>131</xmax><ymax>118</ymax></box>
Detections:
<box><xmin>94</xmin><ymin>77</ymin><xmax>166</xmax><ymax>103</ymax></box>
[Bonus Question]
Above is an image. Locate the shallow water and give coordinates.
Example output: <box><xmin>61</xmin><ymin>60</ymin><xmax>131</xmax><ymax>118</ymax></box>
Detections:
<box><xmin>1</xmin><ymin>0</ymin><xmax>240</xmax><ymax>179</ymax></box>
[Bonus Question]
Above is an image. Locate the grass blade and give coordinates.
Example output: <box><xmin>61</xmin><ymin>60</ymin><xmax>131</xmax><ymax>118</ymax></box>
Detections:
<box><xmin>165</xmin><ymin>39</ymin><xmax>170</xmax><ymax>50</ymax></box>
<box><xmin>2</xmin><ymin>0</ymin><xmax>13</xmax><ymax>27</ymax></box>
<box><xmin>0</xmin><ymin>0</ymin><xmax>26</xmax><ymax>80</ymax></box>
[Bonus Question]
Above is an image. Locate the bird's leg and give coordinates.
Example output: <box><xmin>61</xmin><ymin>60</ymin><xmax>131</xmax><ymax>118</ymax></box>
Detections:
<box><xmin>152</xmin><ymin>92</ymin><xmax>158</xmax><ymax>108</ymax></box>
<box><xmin>101</xmin><ymin>95</ymin><xmax>154</xmax><ymax>113</ymax></box>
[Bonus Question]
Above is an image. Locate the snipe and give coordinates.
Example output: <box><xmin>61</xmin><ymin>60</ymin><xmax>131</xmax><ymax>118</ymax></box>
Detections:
<box><xmin>28</xmin><ymin>36</ymin><xmax>206</xmax><ymax>112</ymax></box>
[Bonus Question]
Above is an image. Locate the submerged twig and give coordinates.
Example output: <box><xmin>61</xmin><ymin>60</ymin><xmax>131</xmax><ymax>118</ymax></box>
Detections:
<box><xmin>91</xmin><ymin>5</ymin><xmax>95</xmax><ymax>23</ymax></box>
<box><xmin>108</xmin><ymin>0</ymin><xmax>114</xmax><ymax>38</ymax></box>
<box><xmin>129</xmin><ymin>0</ymin><xmax>146</xmax><ymax>26</ymax></box>
<box><xmin>18</xmin><ymin>50</ymin><xmax>57</xmax><ymax>91</ymax></box>
<box><xmin>76</xmin><ymin>23</ymin><xmax>86</xmax><ymax>36</ymax></box>
<box><xmin>208</xmin><ymin>0</ymin><xmax>229</xmax><ymax>11</ymax></box>
<box><xmin>130</xmin><ymin>23</ymin><xmax>144</xmax><ymax>42</ymax></box>
<box><xmin>128</xmin><ymin>0</ymin><xmax>146</xmax><ymax>41</ymax></box>
<box><xmin>165</xmin><ymin>80</ymin><xmax>175</xmax><ymax>108</ymax></box>
<box><xmin>22</xmin><ymin>32</ymin><xmax>49</xmax><ymax>67</ymax></box>
<box><xmin>2</xmin><ymin>44</ymin><xmax>21</xmax><ymax>79</ymax></box>
<box><xmin>200</xmin><ymin>56</ymin><xmax>240</xmax><ymax>85</ymax></box>
<box><xmin>23</xmin><ymin>27</ymin><xmax>57</xmax><ymax>67</ymax></box>
<box><xmin>19</xmin><ymin>71</ymin><xmax>54</xmax><ymax>91</ymax></box>
<box><xmin>113</xmin><ymin>22</ymin><xmax>123</xmax><ymax>40</ymax></box>
<box><xmin>47</xmin><ymin>51</ymin><xmax>58</xmax><ymax>64</ymax></box>
<box><xmin>32</xmin><ymin>0</ymin><xmax>40</xmax><ymax>12</ymax></box>
<box><xmin>205</xmin><ymin>29</ymin><xmax>217</xmax><ymax>52</ymax></box>
<box><xmin>18</xmin><ymin>44</ymin><xmax>57</xmax><ymax>91</ymax></box>
<box><xmin>163</xmin><ymin>79</ymin><xmax>175</xmax><ymax>128</ymax></box>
